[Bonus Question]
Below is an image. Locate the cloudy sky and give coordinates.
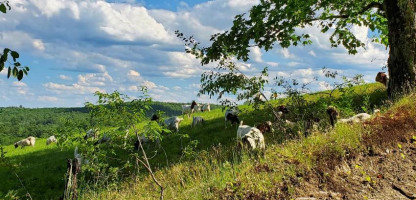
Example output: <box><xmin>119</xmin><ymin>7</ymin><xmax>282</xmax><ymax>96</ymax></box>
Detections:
<box><xmin>0</xmin><ymin>0</ymin><xmax>388</xmax><ymax>107</ymax></box>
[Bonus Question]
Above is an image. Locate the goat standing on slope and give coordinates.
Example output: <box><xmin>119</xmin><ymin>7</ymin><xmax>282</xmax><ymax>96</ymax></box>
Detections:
<box><xmin>237</xmin><ymin>121</ymin><xmax>265</xmax><ymax>150</ymax></box>
<box><xmin>256</xmin><ymin>121</ymin><xmax>273</xmax><ymax>134</ymax></box>
<box><xmin>84</xmin><ymin>128</ymin><xmax>99</xmax><ymax>140</ymax></box>
<box><xmin>182</xmin><ymin>101</ymin><xmax>199</xmax><ymax>118</ymax></box>
<box><xmin>164</xmin><ymin>116</ymin><xmax>184</xmax><ymax>133</ymax></box>
<box><xmin>376</xmin><ymin>72</ymin><xmax>388</xmax><ymax>87</ymax></box>
<box><xmin>225</xmin><ymin>107</ymin><xmax>240</xmax><ymax>128</ymax></box>
<box><xmin>201</xmin><ymin>104</ymin><xmax>211</xmax><ymax>112</ymax></box>
<box><xmin>192</xmin><ymin>116</ymin><xmax>205</xmax><ymax>128</ymax></box>
<box><xmin>14</xmin><ymin>136</ymin><xmax>36</xmax><ymax>148</ymax></box>
<box><xmin>46</xmin><ymin>136</ymin><xmax>57</xmax><ymax>145</ymax></box>
<box><xmin>327</xmin><ymin>106</ymin><xmax>339</xmax><ymax>128</ymax></box>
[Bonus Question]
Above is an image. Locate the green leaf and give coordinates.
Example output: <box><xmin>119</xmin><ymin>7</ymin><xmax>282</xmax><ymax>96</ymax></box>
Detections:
<box><xmin>12</xmin><ymin>67</ymin><xmax>17</xmax><ymax>77</ymax></box>
<box><xmin>3</xmin><ymin>48</ymin><xmax>10</xmax><ymax>55</ymax></box>
<box><xmin>17</xmin><ymin>70</ymin><xmax>23</xmax><ymax>81</ymax></box>
<box><xmin>10</xmin><ymin>51</ymin><xmax>19</xmax><ymax>62</ymax></box>
<box><xmin>0</xmin><ymin>4</ymin><xmax>6</xmax><ymax>13</ymax></box>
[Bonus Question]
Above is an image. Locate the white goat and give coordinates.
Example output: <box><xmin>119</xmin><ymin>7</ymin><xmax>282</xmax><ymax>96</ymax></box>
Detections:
<box><xmin>14</xmin><ymin>136</ymin><xmax>35</xmax><ymax>148</ymax></box>
<box><xmin>182</xmin><ymin>101</ymin><xmax>199</xmax><ymax>118</ymax></box>
<box><xmin>285</xmin><ymin>120</ymin><xmax>296</xmax><ymax>127</ymax></box>
<box><xmin>46</xmin><ymin>136</ymin><xmax>57</xmax><ymax>145</ymax></box>
<box><xmin>74</xmin><ymin>147</ymin><xmax>89</xmax><ymax>167</ymax></box>
<box><xmin>339</xmin><ymin>113</ymin><xmax>372</xmax><ymax>124</ymax></box>
<box><xmin>192</xmin><ymin>116</ymin><xmax>205</xmax><ymax>128</ymax></box>
<box><xmin>84</xmin><ymin>128</ymin><xmax>99</xmax><ymax>140</ymax></box>
<box><xmin>201</xmin><ymin>104</ymin><xmax>211</xmax><ymax>112</ymax></box>
<box><xmin>237</xmin><ymin>121</ymin><xmax>265</xmax><ymax>150</ymax></box>
<box><xmin>164</xmin><ymin>116</ymin><xmax>183</xmax><ymax>133</ymax></box>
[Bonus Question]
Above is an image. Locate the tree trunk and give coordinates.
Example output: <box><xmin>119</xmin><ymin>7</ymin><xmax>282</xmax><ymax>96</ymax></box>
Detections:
<box><xmin>385</xmin><ymin>0</ymin><xmax>416</xmax><ymax>98</ymax></box>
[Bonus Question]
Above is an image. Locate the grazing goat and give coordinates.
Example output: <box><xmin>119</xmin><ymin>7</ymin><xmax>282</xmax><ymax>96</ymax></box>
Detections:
<box><xmin>256</xmin><ymin>121</ymin><xmax>273</xmax><ymax>134</ymax></box>
<box><xmin>304</xmin><ymin>117</ymin><xmax>321</xmax><ymax>136</ymax></box>
<box><xmin>277</xmin><ymin>105</ymin><xmax>289</xmax><ymax>114</ymax></box>
<box><xmin>237</xmin><ymin>121</ymin><xmax>265</xmax><ymax>150</ymax></box>
<box><xmin>164</xmin><ymin>116</ymin><xmax>183</xmax><ymax>133</ymax></box>
<box><xmin>327</xmin><ymin>106</ymin><xmax>339</xmax><ymax>128</ymax></box>
<box><xmin>46</xmin><ymin>136</ymin><xmax>57</xmax><ymax>145</ymax></box>
<box><xmin>192</xmin><ymin>116</ymin><xmax>205</xmax><ymax>128</ymax></box>
<box><xmin>225</xmin><ymin>108</ymin><xmax>240</xmax><ymax>128</ymax></box>
<box><xmin>84</xmin><ymin>128</ymin><xmax>99</xmax><ymax>140</ymax></box>
<box><xmin>339</xmin><ymin>113</ymin><xmax>372</xmax><ymax>124</ymax></box>
<box><xmin>14</xmin><ymin>136</ymin><xmax>36</xmax><ymax>148</ymax></box>
<box><xmin>134</xmin><ymin>135</ymin><xmax>151</xmax><ymax>150</ymax></box>
<box><xmin>285</xmin><ymin>120</ymin><xmax>296</xmax><ymax>127</ymax></box>
<box><xmin>275</xmin><ymin>105</ymin><xmax>290</xmax><ymax>119</ymax></box>
<box><xmin>201</xmin><ymin>104</ymin><xmax>211</xmax><ymax>112</ymax></box>
<box><xmin>182</xmin><ymin>101</ymin><xmax>199</xmax><ymax>118</ymax></box>
<box><xmin>375</xmin><ymin>72</ymin><xmax>388</xmax><ymax>87</ymax></box>
<box><xmin>74</xmin><ymin>147</ymin><xmax>89</xmax><ymax>167</ymax></box>
<box><xmin>94</xmin><ymin>134</ymin><xmax>111</xmax><ymax>145</ymax></box>
<box><xmin>150</xmin><ymin>114</ymin><xmax>160</xmax><ymax>121</ymax></box>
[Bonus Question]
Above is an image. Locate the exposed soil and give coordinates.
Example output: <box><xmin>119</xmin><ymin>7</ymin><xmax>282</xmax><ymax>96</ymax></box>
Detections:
<box><xmin>294</xmin><ymin>104</ymin><xmax>416</xmax><ymax>200</ymax></box>
<box><xmin>294</xmin><ymin>137</ymin><xmax>416</xmax><ymax>200</ymax></box>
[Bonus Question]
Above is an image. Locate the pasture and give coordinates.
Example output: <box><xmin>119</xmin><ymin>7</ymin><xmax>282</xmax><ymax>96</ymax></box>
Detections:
<box><xmin>2</xmin><ymin>83</ymin><xmax>412</xmax><ymax>199</ymax></box>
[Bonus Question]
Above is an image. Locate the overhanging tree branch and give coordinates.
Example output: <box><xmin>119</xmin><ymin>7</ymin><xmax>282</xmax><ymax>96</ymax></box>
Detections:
<box><xmin>304</xmin><ymin>2</ymin><xmax>385</xmax><ymax>23</ymax></box>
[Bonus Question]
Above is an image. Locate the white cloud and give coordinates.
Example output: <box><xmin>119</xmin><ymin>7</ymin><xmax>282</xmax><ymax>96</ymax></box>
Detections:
<box><xmin>249</xmin><ymin>46</ymin><xmax>263</xmax><ymax>62</ymax></box>
<box><xmin>279</xmin><ymin>48</ymin><xmax>296</xmax><ymax>59</ymax></box>
<box><xmin>287</xmin><ymin>62</ymin><xmax>301</xmax><ymax>67</ymax></box>
<box><xmin>308</xmin><ymin>50</ymin><xmax>316</xmax><ymax>57</ymax></box>
<box><xmin>12</xmin><ymin>81</ymin><xmax>27</xmax><ymax>87</ymax></box>
<box><xmin>59</xmin><ymin>75</ymin><xmax>72</xmax><ymax>80</ymax></box>
<box><xmin>32</xmin><ymin>39</ymin><xmax>45</xmax><ymax>51</ymax></box>
<box><xmin>38</xmin><ymin>96</ymin><xmax>59</xmax><ymax>102</ymax></box>
<box><xmin>43</xmin><ymin>82</ymin><xmax>105</xmax><ymax>95</ymax></box>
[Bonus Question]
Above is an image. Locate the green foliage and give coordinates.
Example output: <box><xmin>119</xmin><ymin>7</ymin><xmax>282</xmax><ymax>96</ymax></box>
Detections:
<box><xmin>190</xmin><ymin>0</ymin><xmax>387</xmax><ymax>65</ymax></box>
<box><xmin>0</xmin><ymin>2</ymin><xmax>29</xmax><ymax>81</ymax></box>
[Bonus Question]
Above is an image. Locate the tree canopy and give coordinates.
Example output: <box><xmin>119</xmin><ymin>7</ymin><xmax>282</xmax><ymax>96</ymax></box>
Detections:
<box><xmin>179</xmin><ymin>0</ymin><xmax>415</xmax><ymax>99</ymax></box>
<box><xmin>200</xmin><ymin>0</ymin><xmax>388</xmax><ymax>64</ymax></box>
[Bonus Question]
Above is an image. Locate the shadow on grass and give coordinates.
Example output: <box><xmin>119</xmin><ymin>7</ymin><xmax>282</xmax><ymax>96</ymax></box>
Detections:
<box><xmin>0</xmin><ymin>147</ymin><xmax>73</xmax><ymax>199</ymax></box>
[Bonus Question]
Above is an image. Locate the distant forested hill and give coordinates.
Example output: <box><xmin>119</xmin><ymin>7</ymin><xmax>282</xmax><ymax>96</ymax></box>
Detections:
<box><xmin>0</xmin><ymin>101</ymin><xmax>219</xmax><ymax>145</ymax></box>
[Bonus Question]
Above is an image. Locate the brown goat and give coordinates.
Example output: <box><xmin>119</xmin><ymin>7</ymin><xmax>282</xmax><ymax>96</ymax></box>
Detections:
<box><xmin>256</xmin><ymin>121</ymin><xmax>273</xmax><ymax>134</ymax></box>
<box><xmin>375</xmin><ymin>72</ymin><xmax>388</xmax><ymax>87</ymax></box>
<box><xmin>327</xmin><ymin>106</ymin><xmax>339</xmax><ymax>128</ymax></box>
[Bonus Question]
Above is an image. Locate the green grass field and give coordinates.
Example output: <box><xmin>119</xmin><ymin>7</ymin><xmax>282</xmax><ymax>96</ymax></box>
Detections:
<box><xmin>0</xmin><ymin>139</ymin><xmax>73</xmax><ymax>199</ymax></box>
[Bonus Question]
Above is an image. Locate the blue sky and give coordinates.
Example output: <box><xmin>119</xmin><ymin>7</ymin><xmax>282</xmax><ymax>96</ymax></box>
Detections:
<box><xmin>0</xmin><ymin>0</ymin><xmax>388</xmax><ymax>108</ymax></box>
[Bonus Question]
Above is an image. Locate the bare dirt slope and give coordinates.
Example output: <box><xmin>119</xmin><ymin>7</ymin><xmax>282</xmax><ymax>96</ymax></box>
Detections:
<box><xmin>295</xmin><ymin>106</ymin><xmax>416</xmax><ymax>200</ymax></box>
<box><xmin>295</xmin><ymin>138</ymin><xmax>416</xmax><ymax>200</ymax></box>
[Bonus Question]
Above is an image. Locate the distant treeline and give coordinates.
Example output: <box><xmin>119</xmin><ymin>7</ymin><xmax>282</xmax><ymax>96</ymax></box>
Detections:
<box><xmin>0</xmin><ymin>101</ymin><xmax>220</xmax><ymax>145</ymax></box>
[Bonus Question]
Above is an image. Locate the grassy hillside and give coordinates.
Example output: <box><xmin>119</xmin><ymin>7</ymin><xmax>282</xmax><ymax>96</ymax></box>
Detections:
<box><xmin>1</xmin><ymin>83</ymin><xmax>405</xmax><ymax>199</ymax></box>
<box><xmin>0</xmin><ymin>101</ymin><xmax>219</xmax><ymax>146</ymax></box>
<box><xmin>81</xmin><ymin>85</ymin><xmax>416</xmax><ymax>199</ymax></box>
